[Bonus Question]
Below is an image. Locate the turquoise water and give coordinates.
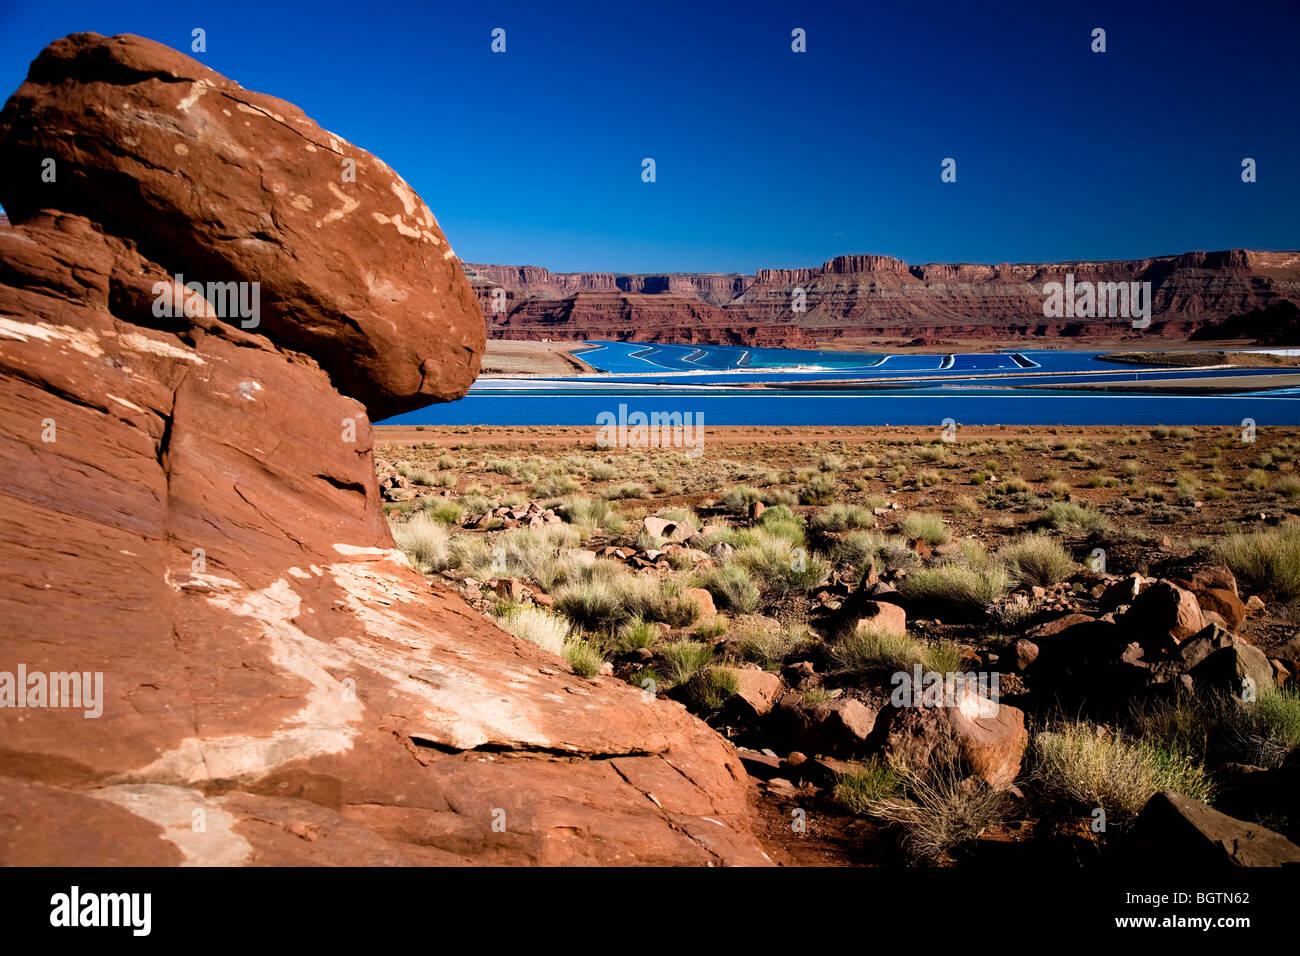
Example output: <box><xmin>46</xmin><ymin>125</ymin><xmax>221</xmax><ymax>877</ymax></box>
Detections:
<box><xmin>382</xmin><ymin>343</ymin><xmax>1300</xmax><ymax>427</ymax></box>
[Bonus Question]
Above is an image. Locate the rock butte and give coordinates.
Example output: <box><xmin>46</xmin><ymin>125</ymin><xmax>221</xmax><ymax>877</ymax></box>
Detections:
<box><xmin>0</xmin><ymin>33</ymin><xmax>770</xmax><ymax>865</ymax></box>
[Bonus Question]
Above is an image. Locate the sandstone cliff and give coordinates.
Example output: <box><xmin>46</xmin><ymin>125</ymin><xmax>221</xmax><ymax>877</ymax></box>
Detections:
<box><xmin>468</xmin><ymin>249</ymin><xmax>1300</xmax><ymax>346</ymax></box>
<box><xmin>0</xmin><ymin>34</ymin><xmax>768</xmax><ymax>866</ymax></box>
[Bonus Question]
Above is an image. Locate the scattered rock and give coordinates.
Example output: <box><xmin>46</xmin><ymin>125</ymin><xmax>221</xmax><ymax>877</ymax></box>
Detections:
<box><xmin>1193</xmin><ymin>588</ymin><xmax>1247</xmax><ymax>630</ymax></box>
<box><xmin>1009</xmin><ymin>638</ymin><xmax>1039</xmax><ymax>672</ymax></box>
<box><xmin>724</xmin><ymin>668</ymin><xmax>784</xmax><ymax>720</ymax></box>
<box><xmin>1122</xmin><ymin>581</ymin><xmax>1204</xmax><ymax>645</ymax></box>
<box><xmin>684</xmin><ymin>587</ymin><xmax>716</xmax><ymax>618</ymax></box>
<box><xmin>853</xmin><ymin>600</ymin><xmax>907</xmax><ymax>638</ymax></box>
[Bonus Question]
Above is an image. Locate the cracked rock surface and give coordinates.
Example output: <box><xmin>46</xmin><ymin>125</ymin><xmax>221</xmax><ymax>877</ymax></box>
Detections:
<box><xmin>0</xmin><ymin>32</ymin><xmax>770</xmax><ymax>866</ymax></box>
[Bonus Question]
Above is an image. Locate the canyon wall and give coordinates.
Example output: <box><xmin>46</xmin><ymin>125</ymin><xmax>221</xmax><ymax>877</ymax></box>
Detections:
<box><xmin>467</xmin><ymin>250</ymin><xmax>1300</xmax><ymax>346</ymax></box>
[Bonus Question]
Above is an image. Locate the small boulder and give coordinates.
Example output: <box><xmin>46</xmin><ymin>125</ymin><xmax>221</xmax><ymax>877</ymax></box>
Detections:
<box><xmin>1122</xmin><ymin>581</ymin><xmax>1204</xmax><ymax>645</ymax></box>
<box><xmin>1009</xmin><ymin>638</ymin><xmax>1039</xmax><ymax>672</ymax></box>
<box><xmin>782</xmin><ymin>695</ymin><xmax>878</xmax><ymax>756</ymax></box>
<box><xmin>724</xmin><ymin>668</ymin><xmax>784</xmax><ymax>720</ymax></box>
<box><xmin>1194</xmin><ymin>588</ymin><xmax>1247</xmax><ymax>630</ymax></box>
<box><xmin>881</xmin><ymin>682</ymin><xmax>1028</xmax><ymax>790</ymax></box>
<box><xmin>684</xmin><ymin>587</ymin><xmax>716</xmax><ymax>618</ymax></box>
<box><xmin>853</xmin><ymin>600</ymin><xmax>907</xmax><ymax>638</ymax></box>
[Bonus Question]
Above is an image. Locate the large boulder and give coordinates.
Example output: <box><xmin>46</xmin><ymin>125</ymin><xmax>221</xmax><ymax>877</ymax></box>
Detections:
<box><xmin>1131</xmin><ymin>792</ymin><xmax>1300</xmax><ymax>867</ymax></box>
<box><xmin>0</xmin><ymin>34</ymin><xmax>769</xmax><ymax>866</ymax></box>
<box><xmin>0</xmin><ymin>32</ymin><xmax>483</xmax><ymax>418</ymax></box>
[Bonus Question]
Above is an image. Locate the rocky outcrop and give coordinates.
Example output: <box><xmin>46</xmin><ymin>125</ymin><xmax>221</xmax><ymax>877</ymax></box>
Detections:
<box><xmin>0</xmin><ymin>34</ymin><xmax>769</xmax><ymax>866</ymax></box>
<box><xmin>469</xmin><ymin>249</ymin><xmax>1300</xmax><ymax>346</ymax></box>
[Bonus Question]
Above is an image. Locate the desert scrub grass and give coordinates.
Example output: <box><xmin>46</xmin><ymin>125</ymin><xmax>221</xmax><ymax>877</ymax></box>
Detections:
<box><xmin>700</xmin><ymin>563</ymin><xmax>761</xmax><ymax>614</ymax></box>
<box><xmin>799</xmin><ymin>473</ymin><xmax>839</xmax><ymax>505</ymax></box>
<box><xmin>531</xmin><ymin>473</ymin><xmax>582</xmax><ymax>497</ymax></box>
<box><xmin>692</xmin><ymin>616</ymin><xmax>728</xmax><ymax>640</ymax></box>
<box><xmin>761</xmin><ymin>487</ymin><xmax>799</xmax><ymax>507</ymax></box>
<box><xmin>809</xmin><ymin>503</ymin><xmax>876</xmax><ymax>533</ymax></box>
<box><xmin>616</xmin><ymin>615</ymin><xmax>659</xmax><ymax>652</ymax></box>
<box><xmin>655</xmin><ymin>505</ymin><xmax>701</xmax><ymax>526</ymax></box>
<box><xmin>1255</xmin><ymin>687</ymin><xmax>1300</xmax><ymax>753</ymax></box>
<box><xmin>494</xmin><ymin>605</ymin><xmax>571</xmax><ymax>655</ymax></box>
<box><xmin>834</xmin><ymin>757</ymin><xmax>906</xmax><ymax>815</ymax></box>
<box><xmin>1043</xmin><ymin>500</ymin><xmax>1109</xmax><ymax>532</ymax></box>
<box><xmin>922</xmin><ymin>639</ymin><xmax>966</xmax><ymax>674</ymax></box>
<box><xmin>898</xmin><ymin>564</ymin><xmax>1010</xmax><ymax>618</ymax></box>
<box><xmin>833</xmin><ymin>532</ymin><xmax>914</xmax><ymax>572</ymax></box>
<box><xmin>831</xmin><ymin>622</ymin><xmax>924</xmax><ymax>672</ymax></box>
<box><xmin>801</xmin><ymin>686</ymin><xmax>832</xmax><ymax>705</ymax></box>
<box><xmin>1243</xmin><ymin>469</ymin><xmax>1270</xmax><ymax>491</ymax></box>
<box><xmin>913</xmin><ymin>469</ymin><xmax>942</xmax><ymax>488</ymax></box>
<box><xmin>731</xmin><ymin>619</ymin><xmax>813</xmax><ymax>668</ymax></box>
<box><xmin>472</xmin><ymin>525</ymin><xmax>581</xmax><ymax>591</ymax></box>
<box><xmin>601</xmin><ymin>481</ymin><xmax>648</xmax><ymax>500</ymax></box>
<box><xmin>556</xmin><ymin>496</ymin><xmax>628</xmax><ymax>535</ymax></box>
<box><xmin>720</xmin><ymin>484</ymin><xmax>761</xmax><ymax>513</ymax></box>
<box><xmin>868</xmin><ymin>760</ymin><xmax>1008</xmax><ymax>864</ymax></box>
<box><xmin>686</xmin><ymin>667</ymin><xmax>739</xmax><ymax>710</ymax></box>
<box><xmin>420</xmin><ymin>498</ymin><xmax>465</xmax><ymax>525</ymax></box>
<box><xmin>753</xmin><ymin>513</ymin><xmax>805</xmax><ymax>544</ymax></box>
<box><xmin>551</xmin><ymin>559</ymin><xmax>631</xmax><ymax>630</ymax></box>
<box><xmin>733</xmin><ymin>533</ymin><xmax>831</xmax><ymax>602</ymax></box>
<box><xmin>1046</xmin><ymin>480</ymin><xmax>1071</xmax><ymax>500</ymax></box>
<box><xmin>819</xmin><ymin>453</ymin><xmax>847</xmax><ymax>472</ymax></box>
<box><xmin>1030</xmin><ymin>723</ymin><xmax>1214</xmax><ymax>817</ymax></box>
<box><xmin>1174</xmin><ymin>474</ymin><xmax>1203</xmax><ymax>503</ymax></box>
<box><xmin>562</xmin><ymin>639</ymin><xmax>605</xmax><ymax>678</ymax></box>
<box><xmin>391</xmin><ymin>513</ymin><xmax>454</xmax><ymax>572</ymax></box>
<box><xmin>1273</xmin><ymin>475</ymin><xmax>1300</xmax><ymax>500</ymax></box>
<box><xmin>1217</xmin><ymin>525</ymin><xmax>1300</xmax><ymax>602</ymax></box>
<box><xmin>586</xmin><ymin>461</ymin><xmax>617</xmax><ymax>481</ymax></box>
<box><xmin>999</xmin><ymin>534</ymin><xmax>1075</xmax><ymax>588</ymax></box>
<box><xmin>660</xmin><ymin>640</ymin><xmax>714</xmax><ymax>687</ymax></box>
<box><xmin>652</xmin><ymin>477</ymin><xmax>682</xmax><ymax>495</ymax></box>
<box><xmin>757</xmin><ymin>503</ymin><xmax>798</xmax><ymax>524</ymax></box>
<box><xmin>1135</xmin><ymin>688</ymin><xmax>1300</xmax><ymax>768</ymax></box>
<box><xmin>901</xmin><ymin>513</ymin><xmax>950</xmax><ymax>545</ymax></box>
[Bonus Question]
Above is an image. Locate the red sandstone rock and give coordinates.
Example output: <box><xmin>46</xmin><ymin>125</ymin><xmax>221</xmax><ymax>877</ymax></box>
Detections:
<box><xmin>881</xmin><ymin>687</ymin><xmax>1028</xmax><ymax>790</ymax></box>
<box><xmin>467</xmin><ymin>249</ymin><xmax>1300</xmax><ymax>347</ymax></box>
<box><xmin>0</xmin><ymin>34</ymin><xmax>769</xmax><ymax>867</ymax></box>
<box><xmin>0</xmin><ymin>32</ymin><xmax>483</xmax><ymax>418</ymax></box>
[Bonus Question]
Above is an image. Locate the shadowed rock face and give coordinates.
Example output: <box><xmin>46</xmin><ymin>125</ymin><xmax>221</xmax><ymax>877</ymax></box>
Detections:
<box><xmin>0</xmin><ymin>34</ymin><xmax>769</xmax><ymax>866</ymax></box>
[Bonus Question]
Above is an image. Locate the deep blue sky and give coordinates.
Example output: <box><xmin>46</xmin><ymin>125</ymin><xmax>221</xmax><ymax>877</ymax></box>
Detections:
<box><xmin>1</xmin><ymin>0</ymin><xmax>1297</xmax><ymax>273</ymax></box>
